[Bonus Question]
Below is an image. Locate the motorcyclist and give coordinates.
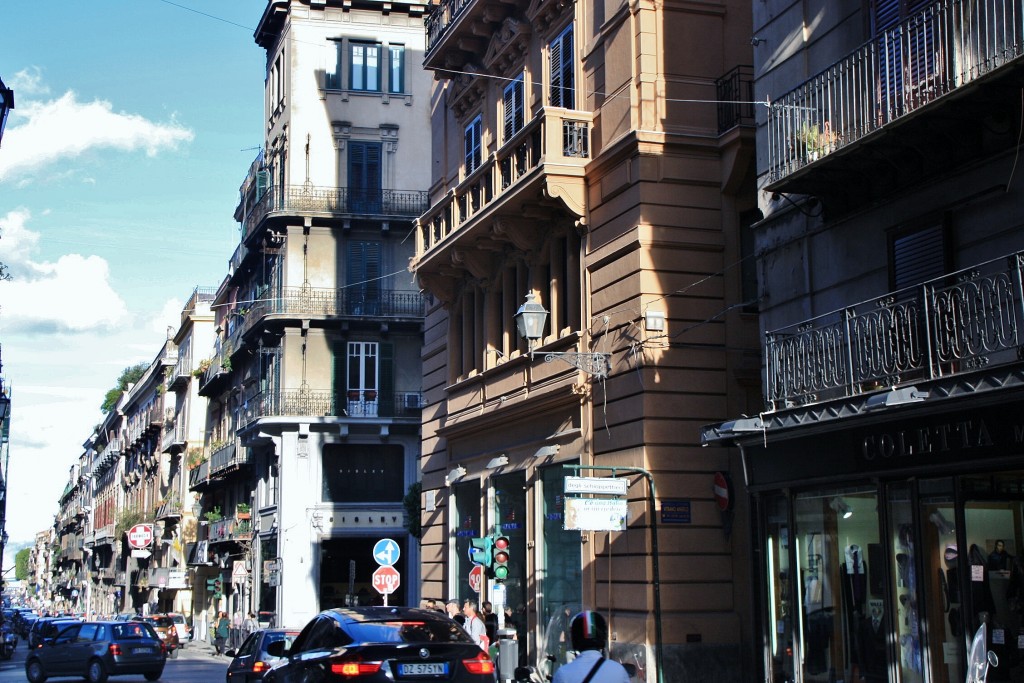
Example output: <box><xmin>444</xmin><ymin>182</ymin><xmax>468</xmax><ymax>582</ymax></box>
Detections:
<box><xmin>552</xmin><ymin>611</ymin><xmax>630</xmax><ymax>683</ymax></box>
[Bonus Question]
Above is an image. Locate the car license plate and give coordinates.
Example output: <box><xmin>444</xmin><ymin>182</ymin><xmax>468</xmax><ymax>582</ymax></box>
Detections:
<box><xmin>398</xmin><ymin>662</ymin><xmax>447</xmax><ymax>676</ymax></box>
<box><xmin>133</xmin><ymin>647</ymin><xmax>154</xmax><ymax>654</ymax></box>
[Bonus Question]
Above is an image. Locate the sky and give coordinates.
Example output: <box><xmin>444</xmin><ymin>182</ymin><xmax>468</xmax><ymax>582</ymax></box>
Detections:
<box><xmin>0</xmin><ymin>0</ymin><xmax>270</xmax><ymax>558</ymax></box>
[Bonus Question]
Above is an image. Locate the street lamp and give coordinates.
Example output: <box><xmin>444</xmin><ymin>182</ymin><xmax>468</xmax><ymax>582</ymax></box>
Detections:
<box><xmin>0</xmin><ymin>77</ymin><xmax>14</xmax><ymax>148</ymax></box>
<box><xmin>514</xmin><ymin>293</ymin><xmax>610</xmax><ymax>379</ymax></box>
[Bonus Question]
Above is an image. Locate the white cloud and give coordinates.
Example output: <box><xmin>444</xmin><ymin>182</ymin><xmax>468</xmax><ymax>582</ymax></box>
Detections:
<box><xmin>0</xmin><ymin>209</ymin><xmax>128</xmax><ymax>333</ymax></box>
<box><xmin>0</xmin><ymin>89</ymin><xmax>194</xmax><ymax>181</ymax></box>
<box><xmin>8</xmin><ymin>66</ymin><xmax>50</xmax><ymax>97</ymax></box>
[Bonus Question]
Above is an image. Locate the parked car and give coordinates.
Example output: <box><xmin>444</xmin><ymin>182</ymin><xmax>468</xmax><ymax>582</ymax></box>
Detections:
<box><xmin>25</xmin><ymin>620</ymin><xmax>166</xmax><ymax>683</ymax></box>
<box><xmin>263</xmin><ymin>607</ymin><xmax>496</xmax><ymax>683</ymax></box>
<box><xmin>225</xmin><ymin>628</ymin><xmax>300</xmax><ymax>683</ymax></box>
<box><xmin>29</xmin><ymin>617</ymin><xmax>82</xmax><ymax>649</ymax></box>
<box><xmin>167</xmin><ymin>612</ymin><xmax>191</xmax><ymax>643</ymax></box>
<box><xmin>135</xmin><ymin>614</ymin><xmax>180</xmax><ymax>657</ymax></box>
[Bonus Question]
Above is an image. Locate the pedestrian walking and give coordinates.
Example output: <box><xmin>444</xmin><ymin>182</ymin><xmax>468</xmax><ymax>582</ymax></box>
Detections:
<box><xmin>446</xmin><ymin>600</ymin><xmax>465</xmax><ymax>625</ymax></box>
<box><xmin>243</xmin><ymin>611</ymin><xmax>258</xmax><ymax>636</ymax></box>
<box><xmin>214</xmin><ymin>611</ymin><xmax>230</xmax><ymax>655</ymax></box>
<box><xmin>461</xmin><ymin>599</ymin><xmax>488</xmax><ymax>650</ymax></box>
<box><xmin>552</xmin><ymin>611</ymin><xmax>630</xmax><ymax>683</ymax></box>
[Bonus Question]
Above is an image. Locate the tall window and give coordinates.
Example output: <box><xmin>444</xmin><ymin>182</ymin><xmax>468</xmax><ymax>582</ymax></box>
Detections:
<box><xmin>503</xmin><ymin>74</ymin><xmax>525</xmax><ymax>143</ymax></box>
<box><xmin>346</xmin><ymin>241</ymin><xmax>382</xmax><ymax>314</ymax></box>
<box><xmin>344</xmin><ymin>341</ymin><xmax>378</xmax><ymax>417</ymax></box>
<box><xmin>325</xmin><ymin>41</ymin><xmax>342</xmax><ymax>89</ymax></box>
<box><xmin>388</xmin><ymin>45</ymin><xmax>405</xmax><ymax>94</ymax></box>
<box><xmin>549</xmin><ymin>26</ymin><xmax>574</xmax><ymax>108</ymax></box>
<box><xmin>348</xmin><ymin>142</ymin><xmax>382</xmax><ymax>213</ymax></box>
<box><xmin>350</xmin><ymin>42</ymin><xmax>381</xmax><ymax>91</ymax></box>
<box><xmin>465</xmin><ymin>116</ymin><xmax>482</xmax><ymax>175</ymax></box>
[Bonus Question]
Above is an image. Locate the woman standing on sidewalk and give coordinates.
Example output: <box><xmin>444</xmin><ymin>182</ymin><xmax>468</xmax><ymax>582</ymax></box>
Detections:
<box><xmin>214</xmin><ymin>611</ymin><xmax>230</xmax><ymax>655</ymax></box>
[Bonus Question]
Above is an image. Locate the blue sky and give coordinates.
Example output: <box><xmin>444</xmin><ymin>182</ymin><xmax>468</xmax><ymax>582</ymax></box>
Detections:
<box><xmin>1</xmin><ymin>0</ymin><xmax>269</xmax><ymax>553</ymax></box>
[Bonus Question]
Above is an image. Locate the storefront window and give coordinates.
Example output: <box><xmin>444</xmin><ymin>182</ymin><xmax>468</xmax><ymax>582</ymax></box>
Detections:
<box><xmin>795</xmin><ymin>488</ymin><xmax>885</xmax><ymax>682</ymax></box>
<box><xmin>493</xmin><ymin>471</ymin><xmax>527</xmax><ymax>612</ymax></box>
<box><xmin>888</xmin><ymin>484</ymin><xmax>923</xmax><ymax>682</ymax></box>
<box><xmin>763</xmin><ymin>494</ymin><xmax>794</xmax><ymax>682</ymax></box>
<box><xmin>453</xmin><ymin>480</ymin><xmax>482</xmax><ymax>603</ymax></box>
<box><xmin>919</xmin><ymin>478</ymin><xmax>960</xmax><ymax>683</ymax></box>
<box><xmin>540</xmin><ymin>464</ymin><xmax>581</xmax><ymax>673</ymax></box>
<box><xmin>960</xmin><ymin>472</ymin><xmax>1024</xmax><ymax>680</ymax></box>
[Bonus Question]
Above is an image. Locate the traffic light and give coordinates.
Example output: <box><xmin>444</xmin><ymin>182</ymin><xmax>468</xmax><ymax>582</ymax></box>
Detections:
<box><xmin>468</xmin><ymin>536</ymin><xmax>492</xmax><ymax>567</ymax></box>
<box><xmin>491</xmin><ymin>535</ymin><xmax>510</xmax><ymax>581</ymax></box>
<box><xmin>206</xmin><ymin>578</ymin><xmax>222</xmax><ymax>598</ymax></box>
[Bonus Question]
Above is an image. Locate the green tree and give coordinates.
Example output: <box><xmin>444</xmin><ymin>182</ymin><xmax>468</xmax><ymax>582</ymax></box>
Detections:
<box><xmin>15</xmin><ymin>548</ymin><xmax>29</xmax><ymax>581</ymax></box>
<box><xmin>101</xmin><ymin>362</ymin><xmax>148</xmax><ymax>413</ymax></box>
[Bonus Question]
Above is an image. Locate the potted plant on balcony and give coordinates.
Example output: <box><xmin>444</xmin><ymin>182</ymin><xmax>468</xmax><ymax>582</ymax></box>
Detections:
<box><xmin>204</xmin><ymin>506</ymin><xmax>223</xmax><ymax>523</ymax></box>
<box><xmin>194</xmin><ymin>358</ymin><xmax>212</xmax><ymax>378</ymax></box>
<box><xmin>795</xmin><ymin>121</ymin><xmax>839</xmax><ymax>161</ymax></box>
<box><xmin>186</xmin><ymin>448</ymin><xmax>206</xmax><ymax>470</ymax></box>
<box><xmin>235</xmin><ymin>503</ymin><xmax>251</xmax><ymax>520</ymax></box>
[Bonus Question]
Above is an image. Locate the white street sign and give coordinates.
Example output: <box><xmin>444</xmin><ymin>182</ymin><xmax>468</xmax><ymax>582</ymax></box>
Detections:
<box><xmin>564</xmin><ymin>476</ymin><xmax>629</xmax><ymax>496</ymax></box>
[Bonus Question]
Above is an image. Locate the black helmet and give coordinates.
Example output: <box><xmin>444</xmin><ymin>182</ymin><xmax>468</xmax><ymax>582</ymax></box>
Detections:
<box><xmin>569</xmin><ymin>610</ymin><xmax>608</xmax><ymax>652</ymax></box>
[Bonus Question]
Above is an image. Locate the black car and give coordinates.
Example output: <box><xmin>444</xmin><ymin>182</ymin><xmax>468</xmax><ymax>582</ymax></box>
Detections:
<box><xmin>25</xmin><ymin>620</ymin><xmax>166</xmax><ymax>683</ymax></box>
<box><xmin>29</xmin><ymin>618</ymin><xmax>82</xmax><ymax>649</ymax></box>
<box><xmin>226</xmin><ymin>628</ymin><xmax>301</xmax><ymax>683</ymax></box>
<box><xmin>264</xmin><ymin>607</ymin><xmax>496</xmax><ymax>683</ymax></box>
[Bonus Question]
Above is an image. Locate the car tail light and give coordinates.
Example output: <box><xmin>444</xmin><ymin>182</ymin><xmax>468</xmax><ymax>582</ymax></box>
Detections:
<box><xmin>109</xmin><ymin>643</ymin><xmax>123</xmax><ymax>656</ymax></box>
<box><xmin>169</xmin><ymin>626</ymin><xmax>177</xmax><ymax>637</ymax></box>
<box><xmin>462</xmin><ymin>653</ymin><xmax>495</xmax><ymax>674</ymax></box>
<box><xmin>160</xmin><ymin>642</ymin><xmax>167</xmax><ymax>656</ymax></box>
<box><xmin>252</xmin><ymin>661</ymin><xmax>269</xmax><ymax>673</ymax></box>
<box><xmin>328</xmin><ymin>657</ymin><xmax>383</xmax><ymax>676</ymax></box>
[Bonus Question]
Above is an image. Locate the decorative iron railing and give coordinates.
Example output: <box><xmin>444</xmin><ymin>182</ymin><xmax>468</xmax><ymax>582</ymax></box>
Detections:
<box><xmin>425</xmin><ymin>0</ymin><xmax>475</xmax><ymax>54</ymax></box>
<box><xmin>242</xmin><ymin>389</ymin><xmax>424</xmax><ymax>423</ymax></box>
<box><xmin>209</xmin><ymin>517</ymin><xmax>253</xmax><ymax>544</ymax></box>
<box><xmin>417</xmin><ymin>107</ymin><xmax>592</xmax><ymax>258</ymax></box>
<box><xmin>766</xmin><ymin>251</ymin><xmax>1024</xmax><ymax>410</ymax></box>
<box><xmin>242</xmin><ymin>185</ymin><xmax>429</xmax><ymax>241</ymax></box>
<box><xmin>209</xmin><ymin>439</ymin><xmax>250</xmax><ymax>475</ymax></box>
<box><xmin>716</xmin><ymin>65</ymin><xmax>755</xmax><ymax>133</ymax></box>
<box><xmin>767</xmin><ymin>0</ymin><xmax>1024</xmax><ymax>183</ymax></box>
<box><xmin>242</xmin><ymin>287</ymin><xmax>426</xmax><ymax>329</ymax></box>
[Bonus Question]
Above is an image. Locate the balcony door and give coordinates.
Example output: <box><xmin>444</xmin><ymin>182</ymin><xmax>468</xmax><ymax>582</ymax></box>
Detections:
<box><xmin>347</xmin><ymin>241</ymin><xmax>382</xmax><ymax>315</ymax></box>
<box><xmin>348</xmin><ymin>142</ymin><xmax>382</xmax><ymax>213</ymax></box>
<box><xmin>873</xmin><ymin>0</ymin><xmax>942</xmax><ymax>122</ymax></box>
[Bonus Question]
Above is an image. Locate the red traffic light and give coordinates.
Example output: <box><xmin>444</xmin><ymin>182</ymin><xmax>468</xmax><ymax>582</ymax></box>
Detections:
<box><xmin>493</xmin><ymin>536</ymin><xmax>509</xmax><ymax>550</ymax></box>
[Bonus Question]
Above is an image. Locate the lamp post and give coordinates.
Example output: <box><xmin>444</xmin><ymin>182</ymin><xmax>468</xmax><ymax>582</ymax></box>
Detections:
<box><xmin>0</xmin><ymin>77</ymin><xmax>14</xmax><ymax>148</ymax></box>
<box><xmin>514</xmin><ymin>293</ymin><xmax>610</xmax><ymax>379</ymax></box>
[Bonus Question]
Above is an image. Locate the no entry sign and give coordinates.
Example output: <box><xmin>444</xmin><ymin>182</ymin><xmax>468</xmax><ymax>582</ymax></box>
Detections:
<box><xmin>468</xmin><ymin>565</ymin><xmax>484</xmax><ymax>593</ymax></box>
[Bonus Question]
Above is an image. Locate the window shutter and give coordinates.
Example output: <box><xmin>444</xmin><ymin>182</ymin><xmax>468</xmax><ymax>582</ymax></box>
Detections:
<box><xmin>891</xmin><ymin>224</ymin><xmax>946</xmax><ymax>291</ymax></box>
<box><xmin>379</xmin><ymin>343</ymin><xmax>394</xmax><ymax>416</ymax></box>
<box><xmin>503</xmin><ymin>83</ymin><xmax>516</xmax><ymax>141</ymax></box>
<box><xmin>550</xmin><ymin>27</ymin><xmax>573</xmax><ymax>108</ymax></box>
<box><xmin>332</xmin><ymin>343</ymin><xmax>346</xmax><ymax>410</ymax></box>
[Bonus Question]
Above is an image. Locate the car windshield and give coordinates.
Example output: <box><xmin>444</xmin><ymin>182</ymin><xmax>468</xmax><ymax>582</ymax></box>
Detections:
<box><xmin>346</xmin><ymin>620</ymin><xmax>470</xmax><ymax>644</ymax></box>
<box><xmin>114</xmin><ymin>623</ymin><xmax>157</xmax><ymax>640</ymax></box>
<box><xmin>145</xmin><ymin>616</ymin><xmax>173</xmax><ymax>628</ymax></box>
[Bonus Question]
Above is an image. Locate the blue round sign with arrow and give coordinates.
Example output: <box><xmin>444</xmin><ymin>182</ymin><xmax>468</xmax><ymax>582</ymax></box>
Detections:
<box><xmin>373</xmin><ymin>538</ymin><xmax>400</xmax><ymax>567</ymax></box>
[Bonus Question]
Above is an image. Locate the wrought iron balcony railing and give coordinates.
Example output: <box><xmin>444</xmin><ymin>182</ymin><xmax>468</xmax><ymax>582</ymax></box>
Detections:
<box><xmin>241</xmin><ymin>185</ymin><xmax>429</xmax><ymax>242</ymax></box>
<box><xmin>243</xmin><ymin>287</ymin><xmax>427</xmax><ymax>330</ymax></box>
<box><xmin>767</xmin><ymin>0</ymin><xmax>1024</xmax><ymax>184</ymax></box>
<box><xmin>417</xmin><ymin>107</ymin><xmax>592</xmax><ymax>259</ymax></box>
<box><xmin>209</xmin><ymin>517</ymin><xmax>253</xmax><ymax>544</ymax></box>
<box><xmin>766</xmin><ymin>251</ymin><xmax>1024</xmax><ymax>410</ymax></box>
<box><xmin>716</xmin><ymin>65</ymin><xmax>755</xmax><ymax>134</ymax></box>
<box><xmin>242</xmin><ymin>388</ymin><xmax>424</xmax><ymax>423</ymax></box>
<box><xmin>209</xmin><ymin>439</ymin><xmax>250</xmax><ymax>476</ymax></box>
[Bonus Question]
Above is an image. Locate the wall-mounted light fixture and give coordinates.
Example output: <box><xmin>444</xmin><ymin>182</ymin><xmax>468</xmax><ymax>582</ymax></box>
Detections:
<box><xmin>830</xmin><ymin>497</ymin><xmax>853</xmax><ymax>519</ymax></box>
<box><xmin>864</xmin><ymin>386</ymin><xmax>928</xmax><ymax>411</ymax></box>
<box><xmin>514</xmin><ymin>293</ymin><xmax>610</xmax><ymax>379</ymax></box>
<box><xmin>445</xmin><ymin>466</ymin><xmax>467</xmax><ymax>486</ymax></box>
<box><xmin>485</xmin><ymin>455</ymin><xmax>509</xmax><ymax>470</ymax></box>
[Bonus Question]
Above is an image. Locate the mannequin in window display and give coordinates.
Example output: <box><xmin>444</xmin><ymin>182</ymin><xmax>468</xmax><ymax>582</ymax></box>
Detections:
<box><xmin>803</xmin><ymin>532</ymin><xmax>834</xmax><ymax>676</ymax></box>
<box><xmin>988</xmin><ymin>540</ymin><xmax>1012</xmax><ymax>572</ymax></box>
<box><xmin>841</xmin><ymin>544</ymin><xmax>868</xmax><ymax>677</ymax></box>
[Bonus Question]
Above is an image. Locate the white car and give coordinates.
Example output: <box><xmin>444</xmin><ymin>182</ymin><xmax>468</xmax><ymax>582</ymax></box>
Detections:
<box><xmin>167</xmin><ymin>613</ymin><xmax>192</xmax><ymax>644</ymax></box>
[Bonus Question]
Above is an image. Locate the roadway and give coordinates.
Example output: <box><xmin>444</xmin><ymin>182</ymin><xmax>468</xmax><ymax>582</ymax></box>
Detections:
<box><xmin>0</xmin><ymin>637</ymin><xmax>230</xmax><ymax>683</ymax></box>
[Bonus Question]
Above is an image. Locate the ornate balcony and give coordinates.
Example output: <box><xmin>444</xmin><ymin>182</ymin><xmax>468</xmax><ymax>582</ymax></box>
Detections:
<box><xmin>766</xmin><ymin>0</ymin><xmax>1024</xmax><ymax>202</ymax></box>
<box><xmin>241</xmin><ymin>185</ymin><xmax>429</xmax><ymax>243</ymax></box>
<box><xmin>209</xmin><ymin>516</ymin><xmax>253</xmax><ymax>544</ymax></box>
<box><xmin>414</xmin><ymin>107</ymin><xmax>591</xmax><ymax>273</ymax></box>
<box><xmin>765</xmin><ymin>251</ymin><xmax>1024</xmax><ymax>411</ymax></box>
<box><xmin>241</xmin><ymin>388</ymin><xmax>424</xmax><ymax>424</ymax></box>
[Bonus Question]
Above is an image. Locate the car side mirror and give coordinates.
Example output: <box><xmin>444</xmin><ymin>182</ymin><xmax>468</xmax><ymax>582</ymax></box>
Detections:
<box><xmin>266</xmin><ymin>640</ymin><xmax>287</xmax><ymax>657</ymax></box>
<box><xmin>224</xmin><ymin>649</ymin><xmax>237</xmax><ymax>658</ymax></box>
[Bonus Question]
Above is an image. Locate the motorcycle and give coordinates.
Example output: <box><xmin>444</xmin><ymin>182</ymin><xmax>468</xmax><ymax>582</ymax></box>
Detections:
<box><xmin>0</xmin><ymin>626</ymin><xmax>18</xmax><ymax>660</ymax></box>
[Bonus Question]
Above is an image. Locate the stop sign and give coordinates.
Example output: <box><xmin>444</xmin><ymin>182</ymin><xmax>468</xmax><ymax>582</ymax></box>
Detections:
<box><xmin>372</xmin><ymin>565</ymin><xmax>401</xmax><ymax>595</ymax></box>
<box><xmin>468</xmin><ymin>565</ymin><xmax>484</xmax><ymax>593</ymax></box>
<box><xmin>127</xmin><ymin>523</ymin><xmax>154</xmax><ymax>549</ymax></box>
